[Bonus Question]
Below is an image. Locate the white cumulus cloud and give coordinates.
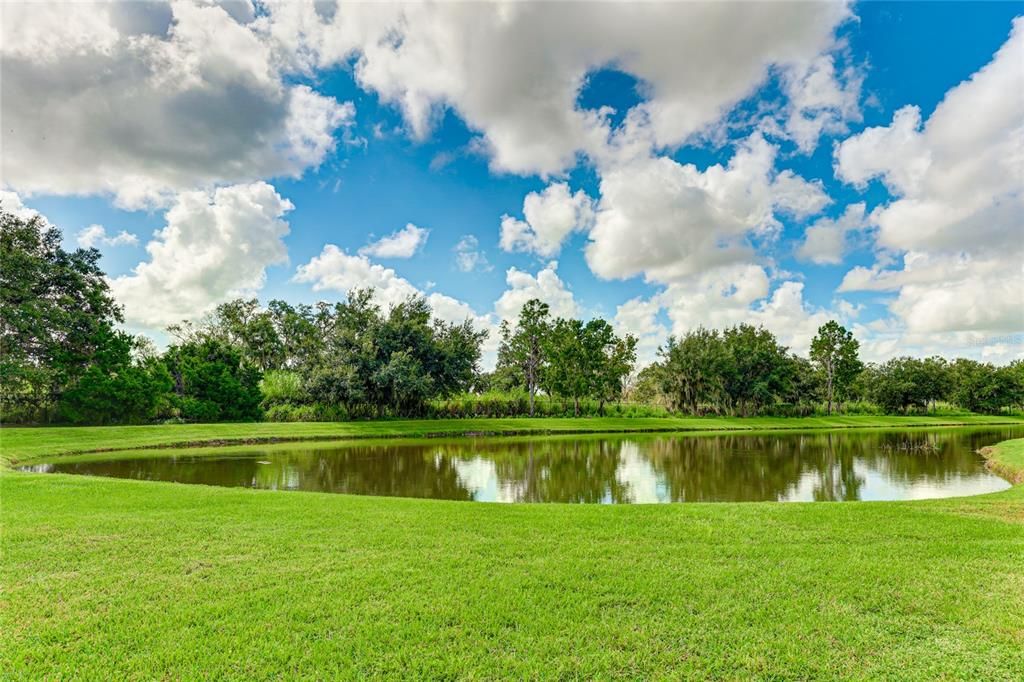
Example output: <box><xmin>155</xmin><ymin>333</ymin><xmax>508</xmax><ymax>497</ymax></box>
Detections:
<box><xmin>614</xmin><ymin>296</ymin><xmax>668</xmax><ymax>366</ymax></box>
<box><xmin>834</xmin><ymin>18</ymin><xmax>1024</xmax><ymax>338</ymax></box>
<box><xmin>294</xmin><ymin>244</ymin><xmax>420</xmax><ymax>310</ymax></box>
<box><xmin>796</xmin><ymin>202</ymin><xmax>868</xmax><ymax>265</ymax></box>
<box><xmin>76</xmin><ymin>225</ymin><xmax>140</xmax><ymax>250</ymax></box>
<box><xmin>453</xmin><ymin>235</ymin><xmax>492</xmax><ymax>273</ymax></box>
<box><xmin>780</xmin><ymin>52</ymin><xmax>863</xmax><ymax>153</ymax></box>
<box><xmin>260</xmin><ymin>2</ymin><xmax>851</xmax><ymax>176</ymax></box>
<box><xmin>358</xmin><ymin>223</ymin><xmax>429</xmax><ymax>259</ymax></box>
<box><xmin>585</xmin><ymin>133</ymin><xmax>830</xmax><ymax>284</ymax></box>
<box><xmin>493</xmin><ymin>261</ymin><xmax>579</xmax><ymax>322</ymax></box>
<box><xmin>500</xmin><ymin>183</ymin><xmax>595</xmax><ymax>258</ymax></box>
<box><xmin>111</xmin><ymin>182</ymin><xmax>293</xmax><ymax>328</ymax></box>
<box><xmin>0</xmin><ymin>190</ymin><xmax>46</xmax><ymax>222</ymax></box>
<box><xmin>1</xmin><ymin>1</ymin><xmax>354</xmax><ymax>208</ymax></box>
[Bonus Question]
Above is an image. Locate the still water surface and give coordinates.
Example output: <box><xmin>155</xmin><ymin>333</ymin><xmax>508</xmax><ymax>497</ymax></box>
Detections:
<box><xmin>25</xmin><ymin>427</ymin><xmax>1020</xmax><ymax>503</ymax></box>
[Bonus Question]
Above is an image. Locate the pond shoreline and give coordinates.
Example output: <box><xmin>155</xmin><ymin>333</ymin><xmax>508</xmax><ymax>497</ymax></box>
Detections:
<box><xmin>5</xmin><ymin>415</ymin><xmax>1024</xmax><ymax>467</ymax></box>
<box><xmin>26</xmin><ymin>429</ymin><xmax>1020</xmax><ymax>504</ymax></box>
<box><xmin>979</xmin><ymin>440</ymin><xmax>1024</xmax><ymax>483</ymax></box>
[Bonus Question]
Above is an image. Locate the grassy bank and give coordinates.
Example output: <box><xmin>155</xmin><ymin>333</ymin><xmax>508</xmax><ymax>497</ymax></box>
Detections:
<box><xmin>4</xmin><ymin>413</ymin><xmax>1023</xmax><ymax>465</ymax></box>
<box><xmin>3</xmin><ymin>427</ymin><xmax>1024</xmax><ymax>678</ymax></box>
<box><xmin>981</xmin><ymin>438</ymin><xmax>1024</xmax><ymax>484</ymax></box>
<box><xmin>1</xmin><ymin>449</ymin><xmax>1022</xmax><ymax>678</ymax></box>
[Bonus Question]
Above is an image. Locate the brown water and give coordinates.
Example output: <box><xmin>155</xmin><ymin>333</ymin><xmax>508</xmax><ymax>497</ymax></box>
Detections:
<box><xmin>22</xmin><ymin>427</ymin><xmax>1020</xmax><ymax>503</ymax></box>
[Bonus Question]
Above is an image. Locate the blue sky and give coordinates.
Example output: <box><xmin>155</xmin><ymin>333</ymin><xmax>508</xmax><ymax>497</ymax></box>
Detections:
<box><xmin>3</xmin><ymin>1</ymin><xmax>1022</xmax><ymax>366</ymax></box>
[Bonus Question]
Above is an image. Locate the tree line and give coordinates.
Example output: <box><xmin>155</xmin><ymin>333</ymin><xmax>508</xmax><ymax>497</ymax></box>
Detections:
<box><xmin>633</xmin><ymin>322</ymin><xmax>1024</xmax><ymax>417</ymax></box>
<box><xmin>1</xmin><ymin>207</ymin><xmax>636</xmax><ymax>423</ymax></box>
<box><xmin>486</xmin><ymin>299</ymin><xmax>638</xmax><ymax>416</ymax></box>
<box><xmin>2</xmin><ymin>206</ymin><xmax>1021</xmax><ymax>424</ymax></box>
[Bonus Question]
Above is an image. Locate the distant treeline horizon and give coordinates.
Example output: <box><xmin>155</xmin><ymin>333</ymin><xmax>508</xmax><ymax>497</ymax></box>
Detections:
<box><xmin>3</xmin><ymin>207</ymin><xmax>1022</xmax><ymax>425</ymax></box>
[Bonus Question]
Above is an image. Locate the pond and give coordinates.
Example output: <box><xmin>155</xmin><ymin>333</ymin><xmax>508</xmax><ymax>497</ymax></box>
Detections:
<box><xmin>23</xmin><ymin>427</ymin><xmax>1020</xmax><ymax>504</ymax></box>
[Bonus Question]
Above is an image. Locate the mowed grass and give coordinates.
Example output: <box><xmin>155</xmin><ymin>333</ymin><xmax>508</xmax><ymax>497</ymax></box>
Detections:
<box><xmin>2</xmin><ymin>428</ymin><xmax>1024</xmax><ymax>679</ymax></box>
<box><xmin>983</xmin><ymin>437</ymin><xmax>1024</xmax><ymax>484</ymax></box>
<box><xmin>4</xmin><ymin>413</ymin><xmax>1023</xmax><ymax>464</ymax></box>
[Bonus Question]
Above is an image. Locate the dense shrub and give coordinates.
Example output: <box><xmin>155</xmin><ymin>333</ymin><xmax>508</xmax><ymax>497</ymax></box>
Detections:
<box><xmin>950</xmin><ymin>359</ymin><xmax>1021</xmax><ymax>414</ymax></box>
<box><xmin>264</xmin><ymin>403</ymin><xmax>351</xmax><ymax>422</ymax></box>
<box><xmin>58</xmin><ymin>360</ymin><xmax>173</xmax><ymax>425</ymax></box>
<box><xmin>425</xmin><ymin>391</ymin><xmax>670</xmax><ymax>419</ymax></box>
<box><xmin>260</xmin><ymin>370</ymin><xmax>306</xmax><ymax>407</ymax></box>
<box><xmin>163</xmin><ymin>339</ymin><xmax>262</xmax><ymax>422</ymax></box>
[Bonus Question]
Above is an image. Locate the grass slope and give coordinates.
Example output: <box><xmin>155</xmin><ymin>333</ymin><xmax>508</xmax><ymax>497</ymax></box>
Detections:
<box><xmin>2</xmin><ymin>466</ymin><xmax>1022</xmax><ymax>679</ymax></box>
<box><xmin>3</xmin><ymin>427</ymin><xmax>1023</xmax><ymax>679</ymax></box>
<box><xmin>4</xmin><ymin>414</ymin><xmax>1023</xmax><ymax>465</ymax></box>
<box><xmin>982</xmin><ymin>438</ymin><xmax>1024</xmax><ymax>484</ymax></box>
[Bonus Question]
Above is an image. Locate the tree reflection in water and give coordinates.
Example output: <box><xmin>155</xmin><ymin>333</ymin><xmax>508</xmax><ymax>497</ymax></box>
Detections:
<box><xmin>33</xmin><ymin>427</ymin><xmax>1020</xmax><ymax>503</ymax></box>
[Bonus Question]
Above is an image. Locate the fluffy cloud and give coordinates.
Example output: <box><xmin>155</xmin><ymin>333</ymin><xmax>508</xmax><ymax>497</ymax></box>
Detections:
<box><xmin>296</xmin><ymin>250</ymin><xmax>578</xmax><ymax>327</ymax></box>
<box><xmin>780</xmin><ymin>53</ymin><xmax>863</xmax><ymax>153</ymax></box>
<box><xmin>0</xmin><ymin>190</ymin><xmax>46</xmax><ymax>222</ymax></box>
<box><xmin>293</xmin><ymin>243</ymin><xmax>496</xmax><ymax>330</ymax></box>
<box><xmin>1</xmin><ymin>1</ymin><xmax>353</xmax><ymax>208</ymax></box>
<box><xmin>111</xmin><ymin>182</ymin><xmax>293</xmax><ymax>328</ymax></box>
<box><xmin>614</xmin><ymin>296</ymin><xmax>668</xmax><ymax>366</ymax></box>
<box><xmin>499</xmin><ymin>183</ymin><xmax>595</xmax><ymax>257</ymax></box>
<box><xmin>294</xmin><ymin>244</ymin><xmax>420</xmax><ymax>309</ymax></box>
<box><xmin>748</xmin><ymin>281</ymin><xmax>835</xmax><ymax>355</ymax></box>
<box><xmin>586</xmin><ymin>133</ymin><xmax>830</xmax><ymax>283</ymax></box>
<box><xmin>262</xmin><ymin>2</ymin><xmax>850</xmax><ymax>175</ymax></box>
<box><xmin>663</xmin><ymin>270</ymin><xmax>831</xmax><ymax>355</ymax></box>
<box><xmin>453</xmin><ymin>235</ymin><xmax>491</xmax><ymax>273</ymax></box>
<box><xmin>655</xmin><ymin>264</ymin><xmax>771</xmax><ymax>332</ymax></box>
<box><xmin>614</xmin><ymin>264</ymin><xmax>834</xmax><ymax>358</ymax></box>
<box><xmin>852</xmin><ymin>323</ymin><xmax>1024</xmax><ymax>366</ymax></box>
<box><xmin>839</xmin><ymin>253</ymin><xmax>1023</xmax><ymax>334</ymax></box>
<box><xmin>980</xmin><ymin>341</ymin><xmax>1024</xmax><ymax>365</ymax></box>
<box><xmin>834</xmin><ymin>18</ymin><xmax>1024</xmax><ymax>337</ymax></box>
<box><xmin>76</xmin><ymin>225</ymin><xmax>140</xmax><ymax>250</ymax></box>
<box><xmin>493</xmin><ymin>261</ymin><xmax>579</xmax><ymax>322</ymax></box>
<box><xmin>796</xmin><ymin>202</ymin><xmax>867</xmax><ymax>265</ymax></box>
<box><xmin>771</xmin><ymin>170</ymin><xmax>834</xmax><ymax>219</ymax></box>
<box><xmin>834</xmin><ymin>107</ymin><xmax>931</xmax><ymax>196</ymax></box>
<box><xmin>358</xmin><ymin>223</ymin><xmax>429</xmax><ymax>258</ymax></box>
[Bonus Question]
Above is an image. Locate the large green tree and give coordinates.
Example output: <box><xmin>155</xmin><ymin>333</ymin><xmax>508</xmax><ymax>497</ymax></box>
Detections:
<box><xmin>543</xmin><ymin>317</ymin><xmax>636</xmax><ymax>416</ymax></box>
<box><xmin>1007</xmin><ymin>360</ymin><xmax>1024</xmax><ymax>412</ymax></box>
<box><xmin>782</xmin><ymin>354</ymin><xmax>822</xmax><ymax>414</ymax></box>
<box><xmin>657</xmin><ymin>328</ymin><xmax>727</xmax><ymax>415</ymax></box>
<box><xmin>302</xmin><ymin>290</ymin><xmax>485</xmax><ymax>417</ymax></box>
<box><xmin>267</xmin><ymin>300</ymin><xmax>326</xmax><ymax>371</ymax></box>
<box><xmin>57</xmin><ymin>331</ymin><xmax>173</xmax><ymax>425</ymax></box>
<box><xmin>163</xmin><ymin>338</ymin><xmax>263</xmax><ymax>422</ymax></box>
<box><xmin>720</xmin><ymin>324</ymin><xmax>793</xmax><ymax>417</ymax></box>
<box><xmin>1</xmin><ymin>207</ymin><xmax>125</xmax><ymax>421</ymax></box>
<box><xmin>809</xmin><ymin>321</ymin><xmax>863</xmax><ymax>414</ymax></box>
<box><xmin>496</xmin><ymin>299</ymin><xmax>551</xmax><ymax>416</ymax></box>
<box><xmin>542</xmin><ymin>318</ymin><xmax>588</xmax><ymax>415</ymax></box>
<box><xmin>625</xmin><ymin>363</ymin><xmax>665</xmax><ymax>406</ymax></box>
<box><xmin>918</xmin><ymin>356</ymin><xmax>953</xmax><ymax>412</ymax></box>
<box><xmin>581</xmin><ymin>319</ymin><xmax>634</xmax><ymax>413</ymax></box>
<box><xmin>949</xmin><ymin>358</ymin><xmax>1017</xmax><ymax>414</ymax></box>
<box><xmin>871</xmin><ymin>357</ymin><xmax>929</xmax><ymax>414</ymax></box>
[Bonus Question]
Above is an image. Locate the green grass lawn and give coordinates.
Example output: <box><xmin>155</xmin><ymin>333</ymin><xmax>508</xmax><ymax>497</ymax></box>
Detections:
<box><xmin>3</xmin><ymin>424</ymin><xmax>1024</xmax><ymax>679</ymax></box>
<box><xmin>982</xmin><ymin>437</ymin><xmax>1024</xmax><ymax>484</ymax></box>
